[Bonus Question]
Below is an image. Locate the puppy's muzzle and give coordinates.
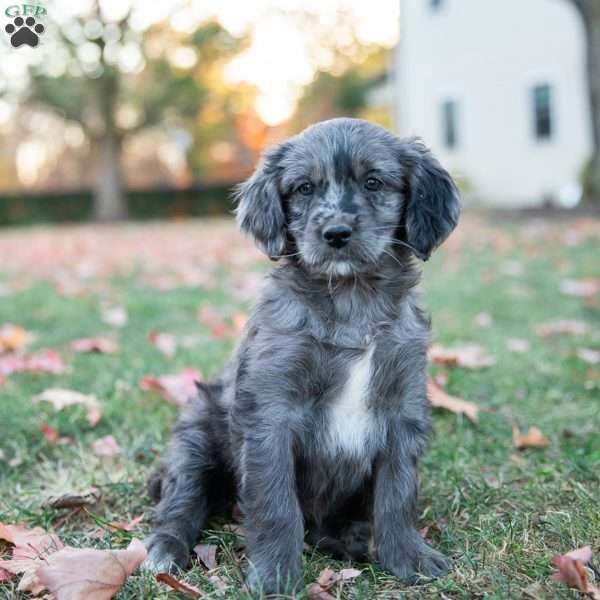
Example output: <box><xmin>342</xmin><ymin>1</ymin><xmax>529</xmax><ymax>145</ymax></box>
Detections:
<box><xmin>323</xmin><ymin>224</ymin><xmax>353</xmax><ymax>249</ymax></box>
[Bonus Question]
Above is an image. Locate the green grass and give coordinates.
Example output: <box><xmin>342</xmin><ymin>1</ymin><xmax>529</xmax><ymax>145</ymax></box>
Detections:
<box><xmin>0</xmin><ymin>216</ymin><xmax>599</xmax><ymax>599</ymax></box>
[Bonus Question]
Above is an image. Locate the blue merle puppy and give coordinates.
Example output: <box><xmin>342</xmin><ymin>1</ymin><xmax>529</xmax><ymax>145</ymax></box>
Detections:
<box><xmin>143</xmin><ymin>118</ymin><xmax>460</xmax><ymax>595</ymax></box>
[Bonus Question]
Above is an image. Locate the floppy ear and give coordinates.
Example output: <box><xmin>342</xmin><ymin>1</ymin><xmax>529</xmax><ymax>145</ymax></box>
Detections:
<box><xmin>401</xmin><ymin>139</ymin><xmax>460</xmax><ymax>261</ymax></box>
<box><xmin>234</xmin><ymin>144</ymin><xmax>288</xmax><ymax>260</ymax></box>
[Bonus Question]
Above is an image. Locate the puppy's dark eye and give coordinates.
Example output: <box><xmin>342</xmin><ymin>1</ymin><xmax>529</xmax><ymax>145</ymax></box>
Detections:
<box><xmin>364</xmin><ymin>177</ymin><xmax>383</xmax><ymax>192</ymax></box>
<box><xmin>298</xmin><ymin>182</ymin><xmax>314</xmax><ymax>196</ymax></box>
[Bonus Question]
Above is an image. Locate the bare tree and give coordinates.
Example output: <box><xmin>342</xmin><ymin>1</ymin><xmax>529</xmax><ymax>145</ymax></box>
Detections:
<box><xmin>571</xmin><ymin>0</ymin><xmax>600</xmax><ymax>202</ymax></box>
<box><xmin>29</xmin><ymin>3</ymin><xmax>241</xmax><ymax>220</ymax></box>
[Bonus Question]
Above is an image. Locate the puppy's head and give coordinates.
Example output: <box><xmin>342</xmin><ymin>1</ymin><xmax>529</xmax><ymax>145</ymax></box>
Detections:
<box><xmin>235</xmin><ymin>118</ymin><xmax>459</xmax><ymax>276</ymax></box>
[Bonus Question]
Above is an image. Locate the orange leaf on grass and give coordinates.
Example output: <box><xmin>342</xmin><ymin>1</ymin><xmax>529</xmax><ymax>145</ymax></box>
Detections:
<box><xmin>70</xmin><ymin>337</ymin><xmax>118</xmax><ymax>354</ymax></box>
<box><xmin>0</xmin><ymin>523</ymin><xmax>64</xmax><ymax>558</ymax></box>
<box><xmin>0</xmin><ymin>350</ymin><xmax>66</xmax><ymax>376</ymax></box>
<box><xmin>429</xmin><ymin>344</ymin><xmax>495</xmax><ymax>369</ymax></box>
<box><xmin>0</xmin><ymin>324</ymin><xmax>28</xmax><ymax>354</ymax></box>
<box><xmin>512</xmin><ymin>426</ymin><xmax>550</xmax><ymax>449</ymax></box>
<box><xmin>109</xmin><ymin>514</ymin><xmax>144</xmax><ymax>532</ymax></box>
<box><xmin>156</xmin><ymin>572</ymin><xmax>204</xmax><ymax>597</ymax></box>
<box><xmin>0</xmin><ymin>523</ymin><xmax>63</xmax><ymax>589</ymax></box>
<box><xmin>140</xmin><ymin>368</ymin><xmax>202</xmax><ymax>406</ymax></box>
<box><xmin>40</xmin><ymin>423</ymin><xmax>62</xmax><ymax>445</ymax></box>
<box><xmin>36</xmin><ymin>538</ymin><xmax>147</xmax><ymax>600</ymax></box>
<box><xmin>427</xmin><ymin>379</ymin><xmax>479</xmax><ymax>423</ymax></box>
<box><xmin>551</xmin><ymin>546</ymin><xmax>599</xmax><ymax>598</ymax></box>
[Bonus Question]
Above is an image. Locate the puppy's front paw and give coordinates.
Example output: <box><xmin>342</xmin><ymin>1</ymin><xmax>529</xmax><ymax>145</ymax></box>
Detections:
<box><xmin>416</xmin><ymin>544</ymin><xmax>451</xmax><ymax>579</ymax></box>
<box><xmin>142</xmin><ymin>532</ymin><xmax>190</xmax><ymax>573</ymax></box>
<box><xmin>382</xmin><ymin>539</ymin><xmax>451</xmax><ymax>584</ymax></box>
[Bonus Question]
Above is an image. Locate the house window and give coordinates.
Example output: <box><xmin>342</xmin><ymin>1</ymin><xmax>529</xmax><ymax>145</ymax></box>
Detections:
<box><xmin>441</xmin><ymin>100</ymin><xmax>458</xmax><ymax>149</ymax></box>
<box><xmin>430</xmin><ymin>0</ymin><xmax>445</xmax><ymax>11</ymax></box>
<box><xmin>532</xmin><ymin>84</ymin><xmax>553</xmax><ymax>140</ymax></box>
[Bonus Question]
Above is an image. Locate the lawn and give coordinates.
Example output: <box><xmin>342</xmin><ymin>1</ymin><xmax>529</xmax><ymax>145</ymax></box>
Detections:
<box><xmin>0</xmin><ymin>214</ymin><xmax>598</xmax><ymax>599</ymax></box>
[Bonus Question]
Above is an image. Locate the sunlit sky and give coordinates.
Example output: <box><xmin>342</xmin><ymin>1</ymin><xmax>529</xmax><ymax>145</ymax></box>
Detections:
<box><xmin>1</xmin><ymin>0</ymin><xmax>399</xmax><ymax>125</ymax></box>
<box><xmin>208</xmin><ymin>0</ymin><xmax>400</xmax><ymax>124</ymax></box>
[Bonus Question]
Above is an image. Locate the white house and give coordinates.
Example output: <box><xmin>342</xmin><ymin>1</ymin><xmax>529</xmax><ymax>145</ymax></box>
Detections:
<box><xmin>394</xmin><ymin>0</ymin><xmax>593</xmax><ymax>207</ymax></box>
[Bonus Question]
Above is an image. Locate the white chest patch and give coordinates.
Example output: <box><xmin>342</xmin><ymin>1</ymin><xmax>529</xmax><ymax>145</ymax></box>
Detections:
<box><xmin>326</xmin><ymin>345</ymin><xmax>377</xmax><ymax>456</ymax></box>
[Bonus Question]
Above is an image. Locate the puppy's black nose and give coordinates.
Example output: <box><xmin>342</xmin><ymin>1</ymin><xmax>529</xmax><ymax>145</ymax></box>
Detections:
<box><xmin>323</xmin><ymin>224</ymin><xmax>352</xmax><ymax>248</ymax></box>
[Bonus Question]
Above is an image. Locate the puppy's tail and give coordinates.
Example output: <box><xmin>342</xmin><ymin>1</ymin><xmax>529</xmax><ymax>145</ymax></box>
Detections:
<box><xmin>146</xmin><ymin>380</ymin><xmax>225</xmax><ymax>502</ymax></box>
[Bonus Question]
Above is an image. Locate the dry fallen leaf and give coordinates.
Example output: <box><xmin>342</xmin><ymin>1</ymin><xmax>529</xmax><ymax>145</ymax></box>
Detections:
<box><xmin>308</xmin><ymin>583</ymin><xmax>336</xmax><ymax>600</ymax></box>
<box><xmin>551</xmin><ymin>546</ymin><xmax>599</xmax><ymax>599</ymax></box>
<box><xmin>309</xmin><ymin>567</ymin><xmax>362</xmax><ymax>599</ymax></box>
<box><xmin>512</xmin><ymin>426</ymin><xmax>550</xmax><ymax>449</ymax></box>
<box><xmin>535</xmin><ymin>320</ymin><xmax>591</xmax><ymax>337</ymax></box>
<box><xmin>0</xmin><ymin>350</ymin><xmax>66</xmax><ymax>376</ymax></box>
<box><xmin>559</xmin><ymin>278</ymin><xmax>600</xmax><ymax>298</ymax></box>
<box><xmin>0</xmin><ymin>523</ymin><xmax>64</xmax><ymax>590</ymax></box>
<box><xmin>0</xmin><ymin>523</ymin><xmax>64</xmax><ymax>559</ymax></box>
<box><xmin>429</xmin><ymin>344</ymin><xmax>495</xmax><ymax>369</ymax></box>
<box><xmin>33</xmin><ymin>389</ymin><xmax>102</xmax><ymax>428</ymax></box>
<box><xmin>36</xmin><ymin>538</ymin><xmax>147</xmax><ymax>600</ymax></box>
<box><xmin>507</xmin><ymin>338</ymin><xmax>530</xmax><ymax>353</ymax></box>
<box><xmin>40</xmin><ymin>423</ymin><xmax>61</xmax><ymax>445</ymax></box>
<box><xmin>70</xmin><ymin>337</ymin><xmax>118</xmax><ymax>354</ymax></box>
<box><xmin>0</xmin><ymin>324</ymin><xmax>28</xmax><ymax>354</ymax></box>
<box><xmin>194</xmin><ymin>544</ymin><xmax>218</xmax><ymax>570</ymax></box>
<box><xmin>108</xmin><ymin>515</ymin><xmax>144</xmax><ymax>532</ymax></box>
<box><xmin>140</xmin><ymin>368</ymin><xmax>202</xmax><ymax>406</ymax></box>
<box><xmin>156</xmin><ymin>572</ymin><xmax>204</xmax><ymax>597</ymax></box>
<box><xmin>577</xmin><ymin>348</ymin><xmax>600</xmax><ymax>365</ymax></box>
<box><xmin>148</xmin><ymin>331</ymin><xmax>177</xmax><ymax>358</ymax></box>
<box><xmin>317</xmin><ymin>567</ymin><xmax>336</xmax><ymax>587</ymax></box>
<box><xmin>43</xmin><ymin>487</ymin><xmax>101</xmax><ymax>510</ymax></box>
<box><xmin>337</xmin><ymin>568</ymin><xmax>362</xmax><ymax>582</ymax></box>
<box><xmin>92</xmin><ymin>435</ymin><xmax>120</xmax><ymax>457</ymax></box>
<box><xmin>427</xmin><ymin>379</ymin><xmax>479</xmax><ymax>423</ymax></box>
<box><xmin>100</xmin><ymin>305</ymin><xmax>128</xmax><ymax>328</ymax></box>
<box><xmin>565</xmin><ymin>546</ymin><xmax>593</xmax><ymax>562</ymax></box>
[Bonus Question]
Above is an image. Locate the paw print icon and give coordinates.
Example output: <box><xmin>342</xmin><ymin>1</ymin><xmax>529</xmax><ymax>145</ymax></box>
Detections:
<box><xmin>5</xmin><ymin>16</ymin><xmax>45</xmax><ymax>48</ymax></box>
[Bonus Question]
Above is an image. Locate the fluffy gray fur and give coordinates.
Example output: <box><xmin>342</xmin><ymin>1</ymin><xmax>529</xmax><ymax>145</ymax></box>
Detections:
<box><xmin>143</xmin><ymin>118</ymin><xmax>460</xmax><ymax>595</ymax></box>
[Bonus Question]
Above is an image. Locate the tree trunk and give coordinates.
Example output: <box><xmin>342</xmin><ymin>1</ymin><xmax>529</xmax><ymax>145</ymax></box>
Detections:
<box><xmin>572</xmin><ymin>0</ymin><xmax>600</xmax><ymax>202</ymax></box>
<box><xmin>92</xmin><ymin>132</ymin><xmax>128</xmax><ymax>221</ymax></box>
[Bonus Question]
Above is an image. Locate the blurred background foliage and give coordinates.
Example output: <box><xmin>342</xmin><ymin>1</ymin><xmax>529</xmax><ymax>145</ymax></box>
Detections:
<box><xmin>2</xmin><ymin>0</ymin><xmax>597</xmax><ymax>223</ymax></box>
<box><xmin>0</xmin><ymin>0</ymin><xmax>393</xmax><ymax>223</ymax></box>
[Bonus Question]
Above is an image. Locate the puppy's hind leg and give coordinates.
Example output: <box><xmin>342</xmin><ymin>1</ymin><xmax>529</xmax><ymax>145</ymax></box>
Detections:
<box><xmin>143</xmin><ymin>400</ymin><xmax>218</xmax><ymax>573</ymax></box>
